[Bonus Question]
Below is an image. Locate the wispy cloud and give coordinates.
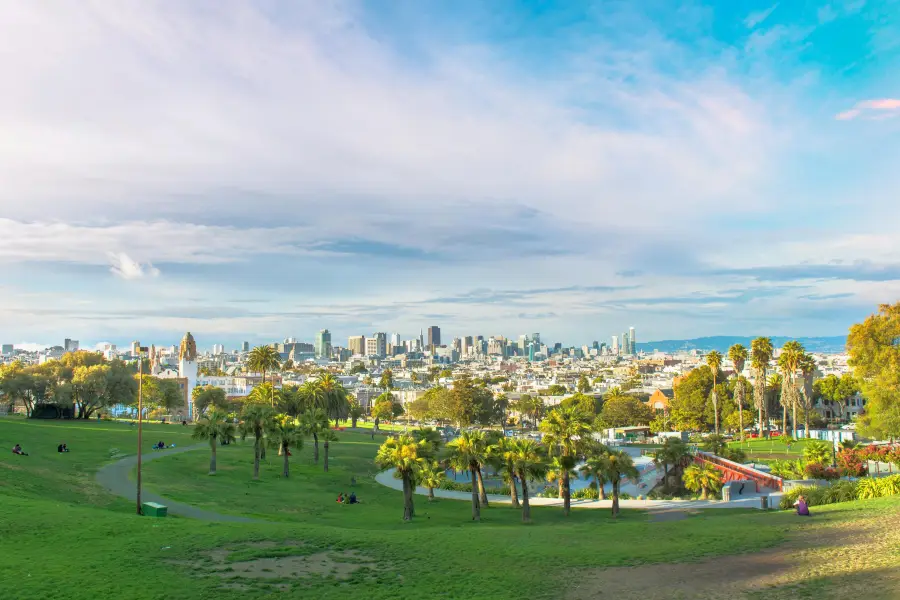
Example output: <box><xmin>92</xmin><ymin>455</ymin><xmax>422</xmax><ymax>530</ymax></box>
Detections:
<box><xmin>108</xmin><ymin>253</ymin><xmax>160</xmax><ymax>280</ymax></box>
<box><xmin>744</xmin><ymin>4</ymin><xmax>778</xmax><ymax>28</ymax></box>
<box><xmin>835</xmin><ymin>98</ymin><xmax>900</xmax><ymax>120</ymax></box>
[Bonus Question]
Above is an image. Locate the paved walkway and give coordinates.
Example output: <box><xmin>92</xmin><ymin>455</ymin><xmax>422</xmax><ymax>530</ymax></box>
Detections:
<box><xmin>95</xmin><ymin>443</ymin><xmax>257</xmax><ymax>522</ymax></box>
<box><xmin>374</xmin><ymin>469</ymin><xmax>771</xmax><ymax>511</ymax></box>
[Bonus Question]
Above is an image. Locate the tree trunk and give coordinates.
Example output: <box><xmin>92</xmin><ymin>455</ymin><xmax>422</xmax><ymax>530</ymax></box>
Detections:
<box><xmin>701</xmin><ymin>486</ymin><xmax>708</xmax><ymax>501</ymax></box>
<box><xmin>351</xmin><ymin>415</ymin><xmax>358</xmax><ymax>428</ymax></box>
<box><xmin>253</xmin><ymin>437</ymin><xmax>260</xmax><ymax>480</ymax></box>
<box><xmin>401</xmin><ymin>473</ymin><xmax>413</xmax><ymax>521</ymax></box>
<box><xmin>804</xmin><ymin>412</ymin><xmax>810</xmax><ymax>440</ymax></box>
<box><xmin>712</xmin><ymin>379</ymin><xmax>719</xmax><ymax>435</ymax></box>
<box><xmin>520</xmin><ymin>471</ymin><xmax>531</xmax><ymax>523</ymax></box>
<box><xmin>738</xmin><ymin>402</ymin><xmax>744</xmax><ymax>441</ymax></box>
<box><xmin>476</xmin><ymin>467</ymin><xmax>489</xmax><ymax>507</ymax></box>
<box><xmin>508</xmin><ymin>469</ymin><xmax>520</xmax><ymax>508</ymax></box>
<box><xmin>282</xmin><ymin>445</ymin><xmax>290</xmax><ymax>478</ymax></box>
<box><xmin>597</xmin><ymin>476</ymin><xmax>606</xmax><ymax>500</ymax></box>
<box><xmin>313</xmin><ymin>433</ymin><xmax>320</xmax><ymax>463</ymax></box>
<box><xmin>782</xmin><ymin>403</ymin><xmax>787</xmax><ymax>437</ymax></box>
<box><xmin>792</xmin><ymin>402</ymin><xmax>798</xmax><ymax>440</ymax></box>
<box><xmin>562</xmin><ymin>469</ymin><xmax>571</xmax><ymax>516</ymax></box>
<box><xmin>611</xmin><ymin>480</ymin><xmax>620</xmax><ymax>517</ymax></box>
<box><xmin>209</xmin><ymin>438</ymin><xmax>217</xmax><ymax>475</ymax></box>
<box><xmin>469</xmin><ymin>466</ymin><xmax>481</xmax><ymax>521</ymax></box>
<box><xmin>428</xmin><ymin>486</ymin><xmax>435</xmax><ymax>501</ymax></box>
<box><xmin>758</xmin><ymin>407</ymin><xmax>764</xmax><ymax>438</ymax></box>
<box><xmin>324</xmin><ymin>441</ymin><xmax>330</xmax><ymax>472</ymax></box>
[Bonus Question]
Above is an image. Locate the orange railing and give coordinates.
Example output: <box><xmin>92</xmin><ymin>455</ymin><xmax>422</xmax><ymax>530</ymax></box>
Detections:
<box><xmin>696</xmin><ymin>450</ymin><xmax>783</xmax><ymax>492</ymax></box>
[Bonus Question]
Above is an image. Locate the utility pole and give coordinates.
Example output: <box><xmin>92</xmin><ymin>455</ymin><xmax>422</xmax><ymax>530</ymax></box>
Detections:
<box><xmin>136</xmin><ymin>345</ymin><xmax>148</xmax><ymax>515</ymax></box>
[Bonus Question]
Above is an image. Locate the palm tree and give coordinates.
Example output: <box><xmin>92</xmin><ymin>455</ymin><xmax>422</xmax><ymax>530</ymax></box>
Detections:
<box><xmin>706</xmin><ymin>350</ymin><xmax>723</xmax><ymax>434</ymax></box>
<box><xmin>682</xmin><ymin>463</ymin><xmax>723</xmax><ymax>500</ymax></box>
<box><xmin>320</xmin><ymin>428</ymin><xmax>338</xmax><ymax>472</ymax></box>
<box><xmin>447</xmin><ymin>430</ymin><xmax>491</xmax><ymax>520</ymax></box>
<box><xmin>803</xmin><ymin>440</ymin><xmax>832</xmax><ymax>465</ymax></box>
<box><xmin>750</xmin><ymin>337</ymin><xmax>774</xmax><ymax>438</ymax></box>
<box><xmin>579</xmin><ymin>448</ymin><xmax>611</xmax><ymax>501</ymax></box>
<box><xmin>299</xmin><ymin>407</ymin><xmax>329</xmax><ymax>464</ymax></box>
<box><xmin>539</xmin><ymin>405</ymin><xmax>592</xmax><ymax>516</ymax></box>
<box><xmin>600</xmin><ymin>450</ymin><xmax>639</xmax><ymax>517</ymax></box>
<box><xmin>778</xmin><ymin>341</ymin><xmax>804</xmax><ymax>438</ymax></box>
<box><xmin>491</xmin><ymin>436</ymin><xmax>521</xmax><ymax>508</ymax></box>
<box><xmin>301</xmin><ymin>380</ymin><xmax>326</xmax><ymax>413</ymax></box>
<box><xmin>798</xmin><ymin>353</ymin><xmax>817</xmax><ymax>437</ymax></box>
<box><xmin>511</xmin><ymin>438</ymin><xmax>548</xmax><ymax>523</ymax></box>
<box><xmin>419</xmin><ymin>461</ymin><xmax>446</xmax><ymax>501</ymax></box>
<box><xmin>411</xmin><ymin>427</ymin><xmax>443</xmax><ymax>454</ymax></box>
<box><xmin>248</xmin><ymin>345</ymin><xmax>281</xmax><ymax>400</ymax></box>
<box><xmin>767</xmin><ymin>373</ymin><xmax>783</xmax><ymax>434</ymax></box>
<box><xmin>278</xmin><ymin>384</ymin><xmax>307</xmax><ymax>417</ymax></box>
<box><xmin>192</xmin><ymin>409</ymin><xmax>236</xmax><ymax>475</ymax></box>
<box><xmin>348</xmin><ymin>399</ymin><xmax>364</xmax><ymax>428</ymax></box>
<box><xmin>267</xmin><ymin>414</ymin><xmax>302</xmax><ymax>478</ymax></box>
<box><xmin>728</xmin><ymin>344</ymin><xmax>749</xmax><ymax>440</ymax></box>
<box><xmin>238</xmin><ymin>404</ymin><xmax>275</xmax><ymax>480</ymax></box>
<box><xmin>318</xmin><ymin>373</ymin><xmax>350</xmax><ymax>421</ymax></box>
<box><xmin>374</xmin><ymin>434</ymin><xmax>430</xmax><ymax>521</ymax></box>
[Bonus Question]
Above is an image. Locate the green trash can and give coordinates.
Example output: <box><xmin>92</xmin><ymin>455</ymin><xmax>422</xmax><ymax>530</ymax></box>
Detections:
<box><xmin>142</xmin><ymin>502</ymin><xmax>168</xmax><ymax>517</ymax></box>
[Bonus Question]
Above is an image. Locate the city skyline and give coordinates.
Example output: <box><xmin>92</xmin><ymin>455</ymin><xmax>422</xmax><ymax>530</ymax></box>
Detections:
<box><xmin>2</xmin><ymin>2</ymin><xmax>898</xmax><ymax>346</ymax></box>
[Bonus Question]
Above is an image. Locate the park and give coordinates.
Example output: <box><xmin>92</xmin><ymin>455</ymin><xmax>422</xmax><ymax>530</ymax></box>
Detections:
<box><xmin>2</xmin><ymin>411</ymin><xmax>899</xmax><ymax>600</ymax></box>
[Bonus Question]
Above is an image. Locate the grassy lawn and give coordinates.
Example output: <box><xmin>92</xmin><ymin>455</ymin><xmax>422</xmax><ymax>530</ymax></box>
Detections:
<box><xmin>2</xmin><ymin>416</ymin><xmax>899</xmax><ymax>599</ymax></box>
<box><xmin>728</xmin><ymin>438</ymin><xmax>818</xmax><ymax>461</ymax></box>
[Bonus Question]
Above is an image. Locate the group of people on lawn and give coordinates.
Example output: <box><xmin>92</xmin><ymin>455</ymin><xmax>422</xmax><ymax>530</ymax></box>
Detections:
<box><xmin>337</xmin><ymin>492</ymin><xmax>359</xmax><ymax>504</ymax></box>
<box><xmin>11</xmin><ymin>442</ymin><xmax>68</xmax><ymax>456</ymax></box>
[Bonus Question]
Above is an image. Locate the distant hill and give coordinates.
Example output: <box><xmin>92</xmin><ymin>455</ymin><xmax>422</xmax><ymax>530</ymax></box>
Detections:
<box><xmin>636</xmin><ymin>335</ymin><xmax>847</xmax><ymax>355</ymax></box>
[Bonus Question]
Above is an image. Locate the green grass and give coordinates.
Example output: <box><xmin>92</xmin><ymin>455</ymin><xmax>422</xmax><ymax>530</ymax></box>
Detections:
<box><xmin>2</xmin><ymin>416</ymin><xmax>898</xmax><ymax>600</ymax></box>
<box><xmin>728</xmin><ymin>438</ymin><xmax>817</xmax><ymax>461</ymax></box>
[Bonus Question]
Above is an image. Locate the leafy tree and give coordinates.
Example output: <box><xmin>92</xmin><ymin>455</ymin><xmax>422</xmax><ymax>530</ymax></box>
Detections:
<box><xmin>320</xmin><ymin>428</ymin><xmax>338</xmax><ymax>472</ymax></box>
<box><xmin>728</xmin><ymin>344</ymin><xmax>750</xmax><ymax>439</ymax></box>
<box><xmin>379</xmin><ymin>368</ymin><xmax>394</xmax><ymax>391</ymax></box>
<box><xmin>447</xmin><ymin>430</ymin><xmax>492</xmax><ymax>519</ymax></box>
<box><xmin>277</xmin><ymin>384</ymin><xmax>306</xmax><ymax>417</ymax></box>
<box><xmin>540</xmin><ymin>406</ymin><xmax>592</xmax><ymax>516</ymax></box>
<box><xmin>490</xmin><ymin>436</ymin><xmax>521</xmax><ymax>508</ymax></box>
<box><xmin>652</xmin><ymin>437</ymin><xmax>690</xmax><ymax>485</ymax></box>
<box><xmin>375</xmin><ymin>434</ymin><xmax>430</xmax><ymax>521</ymax></box>
<box><xmin>545</xmin><ymin>384</ymin><xmax>568</xmax><ymax>396</ymax></box>
<box><xmin>669</xmin><ymin>367</ymin><xmax>713</xmax><ymax>431</ymax></box>
<box><xmin>248</xmin><ymin>345</ymin><xmax>281</xmax><ymax>395</ymax></box>
<box><xmin>511</xmin><ymin>438</ymin><xmax>547</xmax><ymax>523</ymax></box>
<box><xmin>682</xmin><ymin>463</ymin><xmax>723</xmax><ymax>500</ymax></box>
<box><xmin>705</xmin><ymin>351</ymin><xmax>723</xmax><ymax>434</ymax></box>
<box><xmin>267</xmin><ymin>414</ymin><xmax>302</xmax><ymax>478</ymax></box>
<box><xmin>317</xmin><ymin>373</ymin><xmax>350</xmax><ymax>421</ymax></box>
<box><xmin>751</xmin><ymin>337</ymin><xmax>774</xmax><ymax>437</ymax></box>
<box><xmin>598</xmin><ymin>388</ymin><xmax>654</xmax><ymax>428</ymax></box>
<box><xmin>848</xmin><ymin>302</ymin><xmax>900</xmax><ymax>439</ymax></box>
<box><xmin>192</xmin><ymin>385</ymin><xmax>228</xmax><ymax>415</ymax></box>
<box><xmin>247</xmin><ymin>382</ymin><xmax>280</xmax><ymax>409</ymax></box>
<box><xmin>560</xmin><ymin>392</ymin><xmax>602</xmax><ymax>415</ymax></box>
<box><xmin>813</xmin><ymin>374</ymin><xmax>859</xmax><ymax>423</ymax></box>
<box><xmin>419</xmin><ymin>461</ymin><xmax>446</xmax><ymax>501</ymax></box>
<box><xmin>239</xmin><ymin>404</ymin><xmax>275</xmax><ymax>480</ymax></box>
<box><xmin>511</xmin><ymin>394</ymin><xmax>543</xmax><ymax>428</ymax></box>
<box><xmin>192</xmin><ymin>409</ymin><xmax>236</xmax><ymax>475</ymax></box>
<box><xmin>577</xmin><ymin>374</ymin><xmax>592</xmax><ymax>393</ymax></box>
<box><xmin>701</xmin><ymin>434</ymin><xmax>728</xmax><ymax>456</ymax></box>
<box><xmin>299</xmin><ymin>407</ymin><xmax>329</xmax><ymax>463</ymax></box>
<box><xmin>348</xmin><ymin>398</ymin><xmax>364</xmax><ymax>428</ymax></box>
<box><xmin>778</xmin><ymin>340</ymin><xmax>805</xmax><ymax>436</ymax></box>
<box><xmin>411</xmin><ymin>427</ymin><xmax>443</xmax><ymax>454</ymax></box>
<box><xmin>600</xmin><ymin>450</ymin><xmax>639</xmax><ymax>517</ymax></box>
<box><xmin>349</xmin><ymin>363</ymin><xmax>367</xmax><ymax>375</ymax></box>
<box><xmin>579</xmin><ymin>443</ymin><xmax>611</xmax><ymax>500</ymax></box>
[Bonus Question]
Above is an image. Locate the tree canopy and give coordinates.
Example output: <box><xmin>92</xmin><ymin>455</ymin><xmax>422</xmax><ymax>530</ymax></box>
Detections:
<box><xmin>848</xmin><ymin>302</ymin><xmax>900</xmax><ymax>439</ymax></box>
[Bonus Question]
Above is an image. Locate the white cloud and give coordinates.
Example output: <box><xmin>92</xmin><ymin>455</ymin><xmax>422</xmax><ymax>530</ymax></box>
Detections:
<box><xmin>108</xmin><ymin>252</ymin><xmax>160</xmax><ymax>280</ymax></box>
<box><xmin>744</xmin><ymin>4</ymin><xmax>778</xmax><ymax>28</ymax></box>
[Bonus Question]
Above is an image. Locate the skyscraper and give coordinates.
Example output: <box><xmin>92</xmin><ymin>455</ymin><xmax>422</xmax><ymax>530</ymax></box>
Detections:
<box><xmin>369</xmin><ymin>332</ymin><xmax>387</xmax><ymax>358</ymax></box>
<box><xmin>427</xmin><ymin>325</ymin><xmax>441</xmax><ymax>350</ymax></box>
<box><xmin>348</xmin><ymin>335</ymin><xmax>366</xmax><ymax>356</ymax></box>
<box><xmin>315</xmin><ymin>329</ymin><xmax>332</xmax><ymax>358</ymax></box>
<box><xmin>390</xmin><ymin>333</ymin><xmax>401</xmax><ymax>347</ymax></box>
<box><xmin>64</xmin><ymin>338</ymin><xmax>79</xmax><ymax>352</ymax></box>
<box><xmin>611</xmin><ymin>335</ymin><xmax>619</xmax><ymax>354</ymax></box>
<box><xmin>241</xmin><ymin>341</ymin><xmax>250</xmax><ymax>352</ymax></box>
<box><xmin>622</xmin><ymin>332</ymin><xmax>630</xmax><ymax>355</ymax></box>
<box><xmin>629</xmin><ymin>327</ymin><xmax>636</xmax><ymax>354</ymax></box>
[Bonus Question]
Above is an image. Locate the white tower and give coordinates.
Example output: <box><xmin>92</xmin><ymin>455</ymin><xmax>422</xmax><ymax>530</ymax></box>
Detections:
<box><xmin>178</xmin><ymin>332</ymin><xmax>199</xmax><ymax>418</ymax></box>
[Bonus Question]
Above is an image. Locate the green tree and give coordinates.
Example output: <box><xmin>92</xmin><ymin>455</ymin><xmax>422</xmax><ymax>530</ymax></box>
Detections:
<box><xmin>728</xmin><ymin>344</ymin><xmax>750</xmax><ymax>440</ymax></box>
<box><xmin>803</xmin><ymin>440</ymin><xmax>832</xmax><ymax>465</ymax></box>
<box><xmin>248</xmin><ymin>346</ymin><xmax>281</xmax><ymax>398</ymax></box>
<box><xmin>419</xmin><ymin>461</ymin><xmax>446</xmax><ymax>501</ymax></box>
<box><xmin>299</xmin><ymin>407</ymin><xmax>329</xmax><ymax>463</ymax></box>
<box><xmin>600</xmin><ymin>450</ymin><xmax>639</xmax><ymax>517</ymax></box>
<box><xmin>411</xmin><ymin>427</ymin><xmax>443</xmax><ymax>454</ymax></box>
<box><xmin>577</xmin><ymin>374</ymin><xmax>592</xmax><ymax>393</ymax></box>
<box><xmin>348</xmin><ymin>398</ymin><xmax>364</xmax><ymax>428</ymax></box>
<box><xmin>511</xmin><ymin>438</ymin><xmax>547</xmax><ymax>523</ymax></box>
<box><xmin>598</xmin><ymin>389</ymin><xmax>653</xmax><ymax>428</ymax></box>
<box><xmin>375</xmin><ymin>434</ymin><xmax>431</xmax><ymax>520</ymax></box>
<box><xmin>814</xmin><ymin>373</ymin><xmax>860</xmax><ymax>424</ymax></box>
<box><xmin>778</xmin><ymin>340</ymin><xmax>805</xmax><ymax>436</ymax></box>
<box><xmin>670</xmin><ymin>367</ymin><xmax>713</xmax><ymax>431</ymax></box>
<box><xmin>848</xmin><ymin>303</ymin><xmax>900</xmax><ymax>439</ymax></box>
<box><xmin>72</xmin><ymin>364</ymin><xmax>109</xmax><ymax>419</ymax></box>
<box><xmin>750</xmin><ymin>337</ymin><xmax>774</xmax><ymax>437</ymax></box>
<box><xmin>379</xmin><ymin>368</ymin><xmax>394</xmax><ymax>391</ymax></box>
<box><xmin>682</xmin><ymin>463</ymin><xmax>722</xmax><ymax>500</ymax></box>
<box><xmin>267</xmin><ymin>414</ymin><xmax>302</xmax><ymax>478</ymax></box>
<box><xmin>560</xmin><ymin>392</ymin><xmax>601</xmax><ymax>415</ymax></box>
<box><xmin>540</xmin><ymin>405</ymin><xmax>593</xmax><ymax>516</ymax></box>
<box><xmin>798</xmin><ymin>353</ymin><xmax>817</xmax><ymax>435</ymax></box>
<box><xmin>192</xmin><ymin>385</ymin><xmax>228</xmax><ymax>415</ymax></box>
<box><xmin>705</xmin><ymin>351</ymin><xmax>723</xmax><ymax>434</ymax></box>
<box><xmin>277</xmin><ymin>384</ymin><xmax>307</xmax><ymax>417</ymax></box>
<box><xmin>447</xmin><ymin>430</ymin><xmax>492</xmax><ymax>519</ymax></box>
<box><xmin>317</xmin><ymin>373</ymin><xmax>350</xmax><ymax>421</ymax></box>
<box><xmin>546</xmin><ymin>384</ymin><xmax>567</xmax><ymax>396</ymax></box>
<box><xmin>192</xmin><ymin>409</ymin><xmax>236</xmax><ymax>475</ymax></box>
<box><xmin>652</xmin><ymin>437</ymin><xmax>690</xmax><ymax>486</ymax></box>
<box><xmin>320</xmin><ymin>428</ymin><xmax>338</xmax><ymax>472</ymax></box>
<box><xmin>239</xmin><ymin>404</ymin><xmax>275</xmax><ymax>480</ymax></box>
<box><xmin>490</xmin><ymin>436</ymin><xmax>521</xmax><ymax>508</ymax></box>
<box><xmin>579</xmin><ymin>444</ymin><xmax>611</xmax><ymax>500</ymax></box>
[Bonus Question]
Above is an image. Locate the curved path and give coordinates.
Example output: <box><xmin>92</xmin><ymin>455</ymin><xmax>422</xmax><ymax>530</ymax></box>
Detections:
<box><xmin>96</xmin><ymin>444</ymin><xmax>257</xmax><ymax>522</ymax></box>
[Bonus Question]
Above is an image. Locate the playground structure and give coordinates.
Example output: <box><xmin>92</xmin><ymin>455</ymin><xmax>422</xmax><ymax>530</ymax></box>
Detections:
<box><xmin>695</xmin><ymin>450</ymin><xmax>783</xmax><ymax>492</ymax></box>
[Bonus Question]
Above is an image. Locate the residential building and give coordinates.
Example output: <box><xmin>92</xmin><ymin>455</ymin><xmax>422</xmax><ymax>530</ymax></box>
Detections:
<box><xmin>366</xmin><ymin>333</ymin><xmax>387</xmax><ymax>358</ymax></box>
<box><xmin>348</xmin><ymin>335</ymin><xmax>366</xmax><ymax>356</ymax></box>
<box><xmin>315</xmin><ymin>329</ymin><xmax>332</xmax><ymax>358</ymax></box>
<box><xmin>64</xmin><ymin>338</ymin><xmax>79</xmax><ymax>352</ymax></box>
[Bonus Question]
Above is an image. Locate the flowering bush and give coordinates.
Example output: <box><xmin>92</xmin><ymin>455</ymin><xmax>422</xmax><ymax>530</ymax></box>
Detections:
<box><xmin>837</xmin><ymin>448</ymin><xmax>869</xmax><ymax>477</ymax></box>
<box><xmin>805</xmin><ymin>462</ymin><xmax>840</xmax><ymax>481</ymax></box>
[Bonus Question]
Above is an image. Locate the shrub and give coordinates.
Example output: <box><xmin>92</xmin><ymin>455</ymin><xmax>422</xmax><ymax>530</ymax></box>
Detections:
<box><xmin>770</xmin><ymin>459</ymin><xmax>806</xmax><ymax>480</ymax></box>
<box><xmin>720</xmin><ymin>447</ymin><xmax>747</xmax><ymax>463</ymax></box>
<box><xmin>837</xmin><ymin>448</ymin><xmax>868</xmax><ymax>477</ymax></box>
<box><xmin>803</xmin><ymin>441</ymin><xmax>832</xmax><ymax>465</ymax></box>
<box><xmin>571</xmin><ymin>486</ymin><xmax>599</xmax><ymax>500</ymax></box>
<box><xmin>804</xmin><ymin>462</ymin><xmax>840</xmax><ymax>481</ymax></box>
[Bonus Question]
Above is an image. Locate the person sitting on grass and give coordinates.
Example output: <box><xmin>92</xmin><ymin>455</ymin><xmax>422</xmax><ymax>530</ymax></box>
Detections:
<box><xmin>57</xmin><ymin>443</ymin><xmax>69</xmax><ymax>453</ymax></box>
<box><xmin>155</xmin><ymin>441</ymin><xmax>165</xmax><ymax>450</ymax></box>
<box><xmin>12</xmin><ymin>444</ymin><xmax>28</xmax><ymax>456</ymax></box>
<box><xmin>337</xmin><ymin>493</ymin><xmax>344</xmax><ymax>504</ymax></box>
<box><xmin>794</xmin><ymin>494</ymin><xmax>811</xmax><ymax>516</ymax></box>
<box><xmin>349</xmin><ymin>492</ymin><xmax>358</xmax><ymax>504</ymax></box>
<box><xmin>342</xmin><ymin>492</ymin><xmax>350</xmax><ymax>504</ymax></box>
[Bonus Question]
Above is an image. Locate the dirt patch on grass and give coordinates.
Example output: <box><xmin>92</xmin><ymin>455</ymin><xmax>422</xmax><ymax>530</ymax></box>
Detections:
<box><xmin>568</xmin><ymin>506</ymin><xmax>900</xmax><ymax>600</ymax></box>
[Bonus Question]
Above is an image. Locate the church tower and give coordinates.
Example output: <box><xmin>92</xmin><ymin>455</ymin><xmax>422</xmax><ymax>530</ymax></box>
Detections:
<box><xmin>178</xmin><ymin>332</ymin><xmax>198</xmax><ymax>418</ymax></box>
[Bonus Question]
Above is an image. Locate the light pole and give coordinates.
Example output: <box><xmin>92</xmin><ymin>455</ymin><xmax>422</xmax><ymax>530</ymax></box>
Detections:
<box><xmin>136</xmin><ymin>345</ymin><xmax>148</xmax><ymax>515</ymax></box>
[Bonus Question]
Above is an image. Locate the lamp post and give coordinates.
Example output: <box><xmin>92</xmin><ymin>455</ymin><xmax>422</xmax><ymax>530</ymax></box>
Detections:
<box><xmin>136</xmin><ymin>345</ymin><xmax>148</xmax><ymax>515</ymax></box>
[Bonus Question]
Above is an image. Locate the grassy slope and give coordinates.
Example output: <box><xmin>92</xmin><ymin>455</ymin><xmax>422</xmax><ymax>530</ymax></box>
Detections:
<box><xmin>1</xmin><ymin>417</ymin><xmax>897</xmax><ymax>599</ymax></box>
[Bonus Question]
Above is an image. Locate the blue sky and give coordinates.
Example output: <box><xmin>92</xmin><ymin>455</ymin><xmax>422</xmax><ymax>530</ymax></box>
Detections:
<box><xmin>1</xmin><ymin>0</ymin><xmax>898</xmax><ymax>351</ymax></box>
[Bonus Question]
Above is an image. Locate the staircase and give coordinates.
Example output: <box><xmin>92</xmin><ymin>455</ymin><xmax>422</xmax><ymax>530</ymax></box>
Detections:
<box><xmin>695</xmin><ymin>450</ymin><xmax>783</xmax><ymax>492</ymax></box>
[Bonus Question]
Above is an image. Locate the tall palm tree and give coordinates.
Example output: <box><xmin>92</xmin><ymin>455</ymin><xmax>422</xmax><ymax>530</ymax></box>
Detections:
<box><xmin>320</xmin><ymin>428</ymin><xmax>338</xmax><ymax>472</ymax></box>
<box><xmin>411</xmin><ymin>427</ymin><xmax>443</xmax><ymax>454</ymax></box>
<box><xmin>511</xmin><ymin>438</ymin><xmax>548</xmax><ymax>523</ymax></box>
<box><xmin>192</xmin><ymin>409</ymin><xmax>236</xmax><ymax>475</ymax></box>
<box><xmin>600</xmin><ymin>450</ymin><xmax>639</xmax><ymax>517</ymax></box>
<box><xmin>539</xmin><ymin>405</ymin><xmax>593</xmax><ymax>516</ymax></box>
<box><xmin>767</xmin><ymin>373</ymin><xmax>783</xmax><ymax>434</ymax></box>
<box><xmin>248</xmin><ymin>345</ymin><xmax>281</xmax><ymax>400</ymax></box>
<box><xmin>299</xmin><ymin>407</ymin><xmax>329</xmax><ymax>464</ymax></box>
<box><xmin>374</xmin><ymin>434</ymin><xmax>430</xmax><ymax>521</ymax></box>
<box><xmin>267</xmin><ymin>414</ymin><xmax>302</xmax><ymax>478</ymax></box>
<box><xmin>301</xmin><ymin>380</ymin><xmax>326</xmax><ymax>413</ymax></box>
<box><xmin>318</xmin><ymin>373</ymin><xmax>350</xmax><ymax>421</ymax></box>
<box><xmin>705</xmin><ymin>350</ymin><xmax>723</xmax><ymax>434</ymax></box>
<box><xmin>728</xmin><ymin>344</ymin><xmax>749</xmax><ymax>440</ymax></box>
<box><xmin>579</xmin><ymin>448</ymin><xmax>611</xmax><ymax>501</ymax></box>
<box><xmin>447</xmin><ymin>430</ymin><xmax>491</xmax><ymax>520</ymax></box>
<box><xmin>750</xmin><ymin>337</ymin><xmax>774</xmax><ymax>438</ymax></box>
<box><xmin>491</xmin><ymin>436</ymin><xmax>521</xmax><ymax>508</ymax></box>
<box><xmin>778</xmin><ymin>341</ymin><xmax>804</xmax><ymax>438</ymax></box>
<box><xmin>238</xmin><ymin>404</ymin><xmax>275</xmax><ymax>480</ymax></box>
<box><xmin>348</xmin><ymin>398</ymin><xmax>364</xmax><ymax>428</ymax></box>
<box><xmin>278</xmin><ymin>384</ymin><xmax>306</xmax><ymax>417</ymax></box>
<box><xmin>419</xmin><ymin>461</ymin><xmax>446</xmax><ymax>502</ymax></box>
<box><xmin>798</xmin><ymin>352</ymin><xmax>817</xmax><ymax>437</ymax></box>
<box><xmin>682</xmin><ymin>463</ymin><xmax>723</xmax><ymax>500</ymax></box>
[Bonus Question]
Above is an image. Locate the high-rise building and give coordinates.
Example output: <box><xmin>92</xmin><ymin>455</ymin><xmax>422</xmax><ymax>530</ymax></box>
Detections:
<box><xmin>315</xmin><ymin>329</ymin><xmax>332</xmax><ymax>358</ymax></box>
<box><xmin>528</xmin><ymin>343</ymin><xmax>536</xmax><ymax>362</ymax></box>
<box><xmin>427</xmin><ymin>326</ymin><xmax>441</xmax><ymax>350</ymax></box>
<box><xmin>462</xmin><ymin>336</ymin><xmax>473</xmax><ymax>356</ymax></box>
<box><xmin>241</xmin><ymin>341</ymin><xmax>250</xmax><ymax>352</ymax></box>
<box><xmin>390</xmin><ymin>333</ymin><xmax>401</xmax><ymax>347</ymax></box>
<box><xmin>348</xmin><ymin>335</ymin><xmax>366</xmax><ymax>356</ymax></box>
<box><xmin>1</xmin><ymin>344</ymin><xmax>13</xmax><ymax>355</ymax></box>
<box><xmin>130</xmin><ymin>341</ymin><xmax>140</xmax><ymax>355</ymax></box>
<box><xmin>629</xmin><ymin>327</ymin><xmax>636</xmax><ymax>354</ymax></box>
<box><xmin>64</xmin><ymin>338</ymin><xmax>79</xmax><ymax>352</ymax></box>
<box><xmin>611</xmin><ymin>335</ymin><xmax>619</xmax><ymax>354</ymax></box>
<box><xmin>211</xmin><ymin>344</ymin><xmax>225</xmax><ymax>355</ymax></box>
<box><xmin>366</xmin><ymin>332</ymin><xmax>387</xmax><ymax>358</ymax></box>
<box><xmin>532</xmin><ymin>333</ymin><xmax>541</xmax><ymax>346</ymax></box>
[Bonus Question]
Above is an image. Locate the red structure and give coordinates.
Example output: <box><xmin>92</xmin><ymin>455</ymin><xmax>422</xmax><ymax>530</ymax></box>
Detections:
<box><xmin>695</xmin><ymin>450</ymin><xmax>783</xmax><ymax>492</ymax></box>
